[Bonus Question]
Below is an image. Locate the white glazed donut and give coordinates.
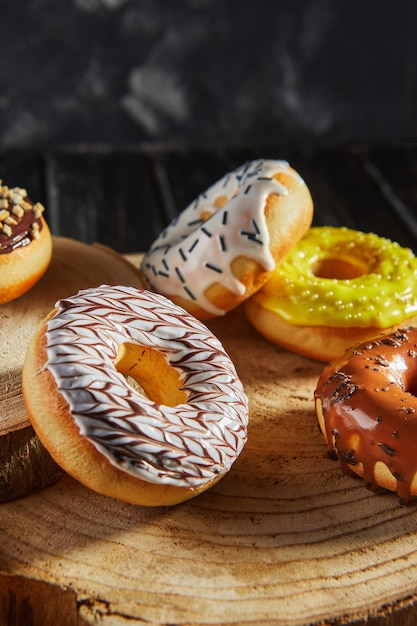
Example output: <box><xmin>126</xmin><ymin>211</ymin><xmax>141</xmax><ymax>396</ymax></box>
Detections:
<box><xmin>141</xmin><ymin>159</ymin><xmax>313</xmax><ymax>320</ymax></box>
<box><xmin>22</xmin><ymin>285</ymin><xmax>249</xmax><ymax>506</ymax></box>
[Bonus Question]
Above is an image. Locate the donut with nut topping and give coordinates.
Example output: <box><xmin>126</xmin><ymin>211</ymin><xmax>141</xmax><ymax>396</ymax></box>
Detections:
<box><xmin>0</xmin><ymin>181</ymin><xmax>52</xmax><ymax>304</ymax></box>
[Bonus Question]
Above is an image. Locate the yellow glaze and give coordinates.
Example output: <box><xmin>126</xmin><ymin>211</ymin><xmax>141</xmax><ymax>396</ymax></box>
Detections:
<box><xmin>252</xmin><ymin>226</ymin><xmax>417</xmax><ymax>328</ymax></box>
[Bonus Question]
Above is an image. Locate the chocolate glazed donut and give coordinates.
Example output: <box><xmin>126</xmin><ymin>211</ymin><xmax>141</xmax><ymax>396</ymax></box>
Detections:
<box><xmin>0</xmin><ymin>183</ymin><xmax>52</xmax><ymax>304</ymax></box>
<box><xmin>315</xmin><ymin>327</ymin><xmax>417</xmax><ymax>503</ymax></box>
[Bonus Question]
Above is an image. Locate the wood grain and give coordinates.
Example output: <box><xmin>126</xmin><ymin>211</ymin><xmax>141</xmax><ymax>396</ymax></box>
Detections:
<box><xmin>3</xmin><ymin>261</ymin><xmax>417</xmax><ymax>625</ymax></box>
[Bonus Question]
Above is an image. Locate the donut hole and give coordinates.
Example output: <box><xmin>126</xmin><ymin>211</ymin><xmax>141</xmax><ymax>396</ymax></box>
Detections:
<box><xmin>114</xmin><ymin>342</ymin><xmax>188</xmax><ymax>407</ymax></box>
<box><xmin>312</xmin><ymin>258</ymin><xmax>366</xmax><ymax>280</ymax></box>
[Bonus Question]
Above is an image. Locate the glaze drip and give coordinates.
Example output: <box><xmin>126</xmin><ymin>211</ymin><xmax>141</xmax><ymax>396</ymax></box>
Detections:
<box><xmin>44</xmin><ymin>285</ymin><xmax>249</xmax><ymax>487</ymax></box>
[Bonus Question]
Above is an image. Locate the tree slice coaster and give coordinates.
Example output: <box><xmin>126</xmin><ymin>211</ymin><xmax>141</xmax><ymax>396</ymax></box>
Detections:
<box><xmin>3</xmin><ymin>301</ymin><xmax>417</xmax><ymax>625</ymax></box>
<box><xmin>0</xmin><ymin>237</ymin><xmax>145</xmax><ymax>501</ymax></box>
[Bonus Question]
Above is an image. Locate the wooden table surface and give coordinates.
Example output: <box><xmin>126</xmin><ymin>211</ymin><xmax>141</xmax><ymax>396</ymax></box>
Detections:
<box><xmin>1</xmin><ymin>143</ymin><xmax>417</xmax><ymax>625</ymax></box>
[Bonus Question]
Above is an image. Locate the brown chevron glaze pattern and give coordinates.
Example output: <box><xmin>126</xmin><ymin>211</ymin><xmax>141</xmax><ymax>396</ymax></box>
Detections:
<box><xmin>44</xmin><ymin>285</ymin><xmax>248</xmax><ymax>487</ymax></box>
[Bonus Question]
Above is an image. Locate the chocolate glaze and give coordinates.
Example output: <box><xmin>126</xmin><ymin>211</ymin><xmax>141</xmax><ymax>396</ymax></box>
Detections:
<box><xmin>0</xmin><ymin>197</ymin><xmax>43</xmax><ymax>254</ymax></box>
<box><xmin>315</xmin><ymin>327</ymin><xmax>417</xmax><ymax>502</ymax></box>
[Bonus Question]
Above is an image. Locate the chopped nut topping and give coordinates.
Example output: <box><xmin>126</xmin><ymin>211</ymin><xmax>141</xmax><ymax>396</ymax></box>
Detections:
<box><xmin>12</xmin><ymin>205</ymin><xmax>25</xmax><ymax>218</ymax></box>
<box><xmin>0</xmin><ymin>181</ymin><xmax>46</xmax><ymax>245</ymax></box>
<box><xmin>33</xmin><ymin>202</ymin><xmax>45</xmax><ymax>218</ymax></box>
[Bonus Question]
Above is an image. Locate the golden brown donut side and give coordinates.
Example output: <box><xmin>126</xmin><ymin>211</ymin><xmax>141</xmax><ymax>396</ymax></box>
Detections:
<box><xmin>314</xmin><ymin>327</ymin><xmax>417</xmax><ymax>502</ymax></box>
<box><xmin>245</xmin><ymin>299</ymin><xmax>417</xmax><ymax>362</ymax></box>
<box><xmin>22</xmin><ymin>313</ymin><xmax>218</xmax><ymax>507</ymax></box>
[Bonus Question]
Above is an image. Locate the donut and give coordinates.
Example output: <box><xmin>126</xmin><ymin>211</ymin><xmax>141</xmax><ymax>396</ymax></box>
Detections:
<box><xmin>141</xmin><ymin>159</ymin><xmax>313</xmax><ymax>320</ymax></box>
<box><xmin>314</xmin><ymin>327</ymin><xmax>417</xmax><ymax>502</ymax></box>
<box><xmin>0</xmin><ymin>181</ymin><xmax>53</xmax><ymax>304</ymax></box>
<box><xmin>245</xmin><ymin>226</ymin><xmax>417</xmax><ymax>362</ymax></box>
<box><xmin>22</xmin><ymin>284</ymin><xmax>249</xmax><ymax>506</ymax></box>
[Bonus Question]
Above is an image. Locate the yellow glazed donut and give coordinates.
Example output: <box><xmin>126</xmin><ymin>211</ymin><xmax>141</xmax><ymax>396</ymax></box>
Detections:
<box><xmin>141</xmin><ymin>159</ymin><xmax>313</xmax><ymax>320</ymax></box>
<box><xmin>315</xmin><ymin>327</ymin><xmax>417</xmax><ymax>502</ymax></box>
<box><xmin>22</xmin><ymin>285</ymin><xmax>249</xmax><ymax>506</ymax></box>
<box><xmin>0</xmin><ymin>181</ymin><xmax>52</xmax><ymax>304</ymax></box>
<box><xmin>245</xmin><ymin>226</ymin><xmax>417</xmax><ymax>362</ymax></box>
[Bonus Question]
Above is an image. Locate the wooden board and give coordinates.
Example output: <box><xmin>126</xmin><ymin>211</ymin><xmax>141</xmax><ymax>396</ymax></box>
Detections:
<box><xmin>2</xmin><ymin>254</ymin><xmax>417</xmax><ymax>625</ymax></box>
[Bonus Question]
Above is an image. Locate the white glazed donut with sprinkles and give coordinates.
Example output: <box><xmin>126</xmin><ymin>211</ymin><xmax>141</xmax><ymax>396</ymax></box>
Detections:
<box><xmin>22</xmin><ymin>284</ymin><xmax>249</xmax><ymax>506</ymax></box>
<box><xmin>141</xmin><ymin>159</ymin><xmax>314</xmax><ymax>320</ymax></box>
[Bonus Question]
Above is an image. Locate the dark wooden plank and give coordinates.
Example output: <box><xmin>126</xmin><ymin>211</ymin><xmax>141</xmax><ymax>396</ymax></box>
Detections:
<box><xmin>152</xmin><ymin>147</ymin><xmax>241</xmax><ymax>219</ymax></box>
<box><xmin>0</xmin><ymin>150</ymin><xmax>47</xmax><ymax>206</ymax></box>
<box><xmin>254</xmin><ymin>144</ymin><xmax>417</xmax><ymax>251</ymax></box>
<box><xmin>1</xmin><ymin>145</ymin><xmax>417</xmax><ymax>255</ymax></box>
<box><xmin>45</xmin><ymin>149</ymin><xmax>164</xmax><ymax>253</ymax></box>
<box><xmin>356</xmin><ymin>144</ymin><xmax>417</xmax><ymax>249</ymax></box>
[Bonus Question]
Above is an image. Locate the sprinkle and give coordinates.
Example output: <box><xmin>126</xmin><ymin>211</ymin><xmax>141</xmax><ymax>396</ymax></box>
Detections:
<box><xmin>201</xmin><ymin>227</ymin><xmax>212</xmax><ymax>238</ymax></box>
<box><xmin>378</xmin><ymin>442</ymin><xmax>398</xmax><ymax>457</ymax></box>
<box><xmin>221</xmin><ymin>173</ymin><xmax>231</xmax><ymax>188</ymax></box>
<box><xmin>175</xmin><ymin>266</ymin><xmax>185</xmax><ymax>283</ymax></box>
<box><xmin>184</xmin><ymin>286</ymin><xmax>196</xmax><ymax>300</ymax></box>
<box><xmin>205</xmin><ymin>262</ymin><xmax>223</xmax><ymax>274</ymax></box>
<box><xmin>240</xmin><ymin>231</ymin><xmax>263</xmax><ymax>245</ymax></box>
<box><xmin>341</xmin><ymin>449</ymin><xmax>358</xmax><ymax>466</ymax></box>
<box><xmin>188</xmin><ymin>239</ymin><xmax>199</xmax><ymax>253</ymax></box>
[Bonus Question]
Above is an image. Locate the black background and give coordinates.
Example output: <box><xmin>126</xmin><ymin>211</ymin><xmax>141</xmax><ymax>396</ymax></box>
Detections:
<box><xmin>2</xmin><ymin>0</ymin><xmax>416</xmax><ymax>149</ymax></box>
